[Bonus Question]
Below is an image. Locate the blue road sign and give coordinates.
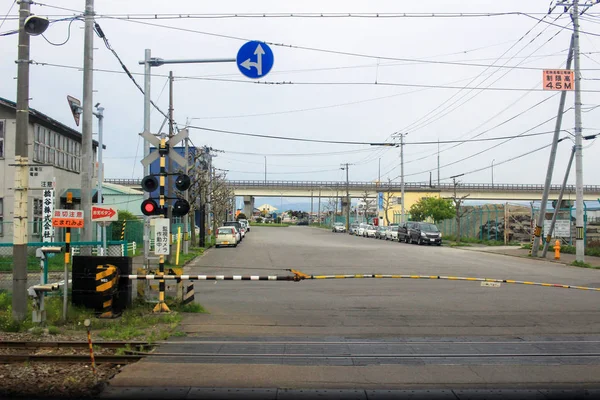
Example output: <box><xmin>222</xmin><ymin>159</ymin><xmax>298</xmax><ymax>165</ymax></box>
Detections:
<box><xmin>237</xmin><ymin>41</ymin><xmax>274</xmax><ymax>79</ymax></box>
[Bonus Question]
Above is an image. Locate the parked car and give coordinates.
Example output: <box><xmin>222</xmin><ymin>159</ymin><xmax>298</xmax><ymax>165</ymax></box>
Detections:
<box><xmin>332</xmin><ymin>222</ymin><xmax>346</xmax><ymax>233</ymax></box>
<box><xmin>238</xmin><ymin>220</ymin><xmax>249</xmax><ymax>233</ymax></box>
<box><xmin>357</xmin><ymin>223</ymin><xmax>369</xmax><ymax>237</ymax></box>
<box><xmin>238</xmin><ymin>219</ymin><xmax>250</xmax><ymax>232</ymax></box>
<box><xmin>224</xmin><ymin>221</ymin><xmax>244</xmax><ymax>241</ymax></box>
<box><xmin>365</xmin><ymin>225</ymin><xmax>377</xmax><ymax>238</ymax></box>
<box><xmin>349</xmin><ymin>223</ymin><xmax>359</xmax><ymax>235</ymax></box>
<box><xmin>215</xmin><ymin>226</ymin><xmax>238</xmax><ymax>248</ymax></box>
<box><xmin>385</xmin><ymin>224</ymin><xmax>399</xmax><ymax>241</ymax></box>
<box><xmin>408</xmin><ymin>222</ymin><xmax>442</xmax><ymax>245</ymax></box>
<box><xmin>297</xmin><ymin>219</ymin><xmax>309</xmax><ymax>226</ymax></box>
<box><xmin>375</xmin><ymin>226</ymin><xmax>388</xmax><ymax>239</ymax></box>
<box><xmin>397</xmin><ymin>222</ymin><xmax>410</xmax><ymax>243</ymax></box>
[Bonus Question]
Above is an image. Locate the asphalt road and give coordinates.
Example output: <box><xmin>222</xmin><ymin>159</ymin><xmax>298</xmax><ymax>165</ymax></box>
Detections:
<box><xmin>110</xmin><ymin>226</ymin><xmax>600</xmax><ymax>392</ymax></box>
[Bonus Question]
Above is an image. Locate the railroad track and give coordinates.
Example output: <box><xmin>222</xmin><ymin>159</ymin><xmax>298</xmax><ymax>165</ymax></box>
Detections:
<box><xmin>0</xmin><ymin>341</ymin><xmax>151</xmax><ymax>350</ymax></box>
<box><xmin>0</xmin><ymin>341</ymin><xmax>152</xmax><ymax>364</ymax></box>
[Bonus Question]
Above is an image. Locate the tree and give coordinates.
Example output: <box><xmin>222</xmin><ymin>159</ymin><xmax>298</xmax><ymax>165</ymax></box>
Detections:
<box><xmin>236</xmin><ymin>213</ymin><xmax>248</xmax><ymax>221</ymax></box>
<box><xmin>450</xmin><ymin>178</ymin><xmax>470</xmax><ymax>241</ymax></box>
<box><xmin>382</xmin><ymin>179</ymin><xmax>395</xmax><ymax>226</ymax></box>
<box><xmin>408</xmin><ymin>197</ymin><xmax>454</xmax><ymax>223</ymax></box>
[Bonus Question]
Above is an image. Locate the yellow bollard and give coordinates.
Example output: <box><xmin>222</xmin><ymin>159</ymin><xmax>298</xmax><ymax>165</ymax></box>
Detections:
<box><xmin>554</xmin><ymin>240</ymin><xmax>561</xmax><ymax>260</ymax></box>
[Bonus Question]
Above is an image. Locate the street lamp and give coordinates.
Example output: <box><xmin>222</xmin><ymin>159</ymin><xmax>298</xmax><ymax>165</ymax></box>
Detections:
<box><xmin>12</xmin><ymin>6</ymin><xmax>49</xmax><ymax>320</ymax></box>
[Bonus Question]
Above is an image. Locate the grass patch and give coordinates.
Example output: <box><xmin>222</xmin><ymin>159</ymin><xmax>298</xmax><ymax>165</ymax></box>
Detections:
<box><xmin>570</xmin><ymin>260</ymin><xmax>599</xmax><ymax>269</ymax></box>
<box><xmin>443</xmin><ymin>235</ymin><xmax>519</xmax><ymax>246</ymax></box>
<box><xmin>0</xmin><ymin>292</ymin><xmax>207</xmax><ymax>342</ymax></box>
<box><xmin>171</xmin><ymin>302</ymin><xmax>207</xmax><ymax>314</ymax></box>
<box><xmin>521</xmin><ymin>243</ymin><xmax>600</xmax><ymax>257</ymax></box>
<box><xmin>249</xmin><ymin>222</ymin><xmax>291</xmax><ymax>227</ymax></box>
<box><xmin>165</xmin><ymin>247</ymin><xmax>204</xmax><ymax>268</ymax></box>
<box><xmin>449</xmin><ymin>242</ymin><xmax>472</xmax><ymax>247</ymax></box>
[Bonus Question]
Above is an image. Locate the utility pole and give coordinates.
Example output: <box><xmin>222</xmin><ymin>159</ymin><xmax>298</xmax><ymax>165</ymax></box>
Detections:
<box><xmin>12</xmin><ymin>0</ymin><xmax>32</xmax><ymax>321</ymax></box>
<box><xmin>167</xmin><ymin>71</ymin><xmax>174</xmax><ymax>261</ymax></box>
<box><xmin>437</xmin><ymin>138</ymin><xmax>440</xmax><ymax>187</ymax></box>
<box><xmin>532</xmin><ymin>33</ymin><xmax>575</xmax><ymax>258</ymax></box>
<box><xmin>340</xmin><ymin>163</ymin><xmax>351</xmax><ymax>231</ymax></box>
<box><xmin>264</xmin><ymin>156</ymin><xmax>267</xmax><ymax>183</ymax></box>
<box><xmin>572</xmin><ymin>0</ymin><xmax>585</xmax><ymax>262</ymax></box>
<box><xmin>491</xmin><ymin>159</ymin><xmax>495</xmax><ymax>188</ymax></box>
<box><xmin>392</xmin><ymin>133</ymin><xmax>408</xmax><ymax>222</ymax></box>
<box><xmin>542</xmin><ymin>145</ymin><xmax>576</xmax><ymax>258</ymax></box>
<box><xmin>310</xmin><ymin>191</ymin><xmax>314</xmax><ymax>224</ymax></box>
<box><xmin>80</xmin><ymin>0</ymin><xmax>94</xmax><ymax>246</ymax></box>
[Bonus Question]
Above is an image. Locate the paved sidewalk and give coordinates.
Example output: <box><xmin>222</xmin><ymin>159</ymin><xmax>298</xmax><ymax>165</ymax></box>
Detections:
<box><xmin>456</xmin><ymin>245</ymin><xmax>600</xmax><ymax>268</ymax></box>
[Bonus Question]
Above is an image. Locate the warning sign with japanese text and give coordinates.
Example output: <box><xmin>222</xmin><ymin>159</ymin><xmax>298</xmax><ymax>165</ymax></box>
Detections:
<box><xmin>543</xmin><ymin>69</ymin><xmax>574</xmax><ymax>91</ymax></box>
<box><xmin>52</xmin><ymin>209</ymin><xmax>84</xmax><ymax>228</ymax></box>
<box><xmin>154</xmin><ymin>218</ymin><xmax>170</xmax><ymax>255</ymax></box>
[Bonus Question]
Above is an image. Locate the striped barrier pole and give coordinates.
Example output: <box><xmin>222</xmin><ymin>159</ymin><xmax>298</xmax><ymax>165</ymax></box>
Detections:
<box><xmin>120</xmin><ymin>220</ymin><xmax>127</xmax><ymax>241</ymax></box>
<box><xmin>124</xmin><ymin>271</ymin><xmax>600</xmax><ymax>292</ymax></box>
<box><xmin>182</xmin><ymin>282</ymin><xmax>195</xmax><ymax>306</ymax></box>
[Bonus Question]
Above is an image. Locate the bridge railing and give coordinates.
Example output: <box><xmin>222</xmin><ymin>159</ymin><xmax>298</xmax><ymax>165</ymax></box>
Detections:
<box><xmin>104</xmin><ymin>179</ymin><xmax>600</xmax><ymax>193</ymax></box>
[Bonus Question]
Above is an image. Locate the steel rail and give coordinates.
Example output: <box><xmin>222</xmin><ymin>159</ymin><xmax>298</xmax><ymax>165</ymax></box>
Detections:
<box><xmin>0</xmin><ymin>354</ymin><xmax>143</xmax><ymax>364</ymax></box>
<box><xmin>157</xmin><ymin>339</ymin><xmax>600</xmax><ymax>345</ymax></box>
<box><xmin>136</xmin><ymin>352</ymin><xmax>600</xmax><ymax>359</ymax></box>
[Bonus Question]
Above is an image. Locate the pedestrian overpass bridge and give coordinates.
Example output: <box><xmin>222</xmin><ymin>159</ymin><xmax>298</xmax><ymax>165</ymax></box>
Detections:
<box><xmin>106</xmin><ymin>178</ymin><xmax>600</xmax><ymax>216</ymax></box>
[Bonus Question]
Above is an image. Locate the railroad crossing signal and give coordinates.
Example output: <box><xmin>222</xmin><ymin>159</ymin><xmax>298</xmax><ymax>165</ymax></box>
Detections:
<box><xmin>139</xmin><ymin>130</ymin><xmax>191</xmax><ymax>217</ymax></box>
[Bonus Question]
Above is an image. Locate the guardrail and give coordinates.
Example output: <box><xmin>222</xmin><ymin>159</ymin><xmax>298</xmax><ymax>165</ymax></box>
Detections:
<box><xmin>104</xmin><ymin>178</ymin><xmax>600</xmax><ymax>193</ymax></box>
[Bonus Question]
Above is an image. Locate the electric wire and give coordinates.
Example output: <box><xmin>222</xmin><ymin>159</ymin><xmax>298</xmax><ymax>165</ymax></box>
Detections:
<box><xmin>41</xmin><ymin>17</ymin><xmax>80</xmax><ymax>46</ymax></box>
<box><xmin>0</xmin><ymin>0</ymin><xmax>16</xmax><ymax>31</ymax></box>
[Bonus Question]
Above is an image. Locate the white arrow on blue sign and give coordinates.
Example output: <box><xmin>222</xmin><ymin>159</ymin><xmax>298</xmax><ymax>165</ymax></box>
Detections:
<box><xmin>237</xmin><ymin>41</ymin><xmax>274</xmax><ymax>79</ymax></box>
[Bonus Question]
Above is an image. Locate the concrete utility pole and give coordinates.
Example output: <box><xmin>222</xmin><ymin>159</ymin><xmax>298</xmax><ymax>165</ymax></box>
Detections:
<box><xmin>80</xmin><ymin>0</ymin><xmax>94</xmax><ymax>245</ymax></box>
<box><xmin>437</xmin><ymin>138</ymin><xmax>440</xmax><ymax>187</ymax></box>
<box><xmin>12</xmin><ymin>0</ymin><xmax>32</xmax><ymax>321</ymax></box>
<box><xmin>183</xmin><ymin>137</ymin><xmax>189</xmax><ymax>254</ymax></box>
<box><xmin>572</xmin><ymin>0</ymin><xmax>585</xmax><ymax>262</ymax></box>
<box><xmin>340</xmin><ymin>163</ymin><xmax>351</xmax><ymax>231</ymax></box>
<box><xmin>491</xmin><ymin>159</ymin><xmax>495</xmax><ymax>188</ymax></box>
<box><xmin>532</xmin><ymin>33</ymin><xmax>575</xmax><ymax>258</ymax></box>
<box><xmin>317</xmin><ymin>187</ymin><xmax>321</xmax><ymax>226</ymax></box>
<box><xmin>264</xmin><ymin>156</ymin><xmax>267</xmax><ymax>183</ymax></box>
<box><xmin>392</xmin><ymin>133</ymin><xmax>408</xmax><ymax>222</ymax></box>
<box><xmin>542</xmin><ymin>145</ymin><xmax>576</xmax><ymax>258</ymax></box>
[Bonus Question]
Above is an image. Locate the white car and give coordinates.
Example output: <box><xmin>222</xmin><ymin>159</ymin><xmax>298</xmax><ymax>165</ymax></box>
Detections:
<box><xmin>365</xmin><ymin>225</ymin><xmax>377</xmax><ymax>238</ymax></box>
<box><xmin>357</xmin><ymin>223</ymin><xmax>369</xmax><ymax>237</ymax></box>
<box><xmin>238</xmin><ymin>219</ymin><xmax>250</xmax><ymax>232</ymax></box>
<box><xmin>215</xmin><ymin>226</ymin><xmax>238</xmax><ymax>248</ymax></box>
<box><xmin>332</xmin><ymin>222</ymin><xmax>346</xmax><ymax>233</ymax></box>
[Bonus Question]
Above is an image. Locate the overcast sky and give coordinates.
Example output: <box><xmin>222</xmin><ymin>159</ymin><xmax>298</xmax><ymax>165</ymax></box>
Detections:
<box><xmin>1</xmin><ymin>0</ymin><xmax>599</xmax><ymax>186</ymax></box>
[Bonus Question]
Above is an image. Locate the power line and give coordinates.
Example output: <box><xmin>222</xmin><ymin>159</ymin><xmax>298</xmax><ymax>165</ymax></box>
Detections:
<box><xmin>439</xmin><ymin>138</ymin><xmax>567</xmax><ymax>181</ymax></box>
<box><xmin>0</xmin><ymin>0</ymin><xmax>16</xmax><ymax>31</ymax></box>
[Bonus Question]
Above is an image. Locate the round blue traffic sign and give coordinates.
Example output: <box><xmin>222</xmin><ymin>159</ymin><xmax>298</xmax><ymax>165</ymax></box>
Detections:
<box><xmin>237</xmin><ymin>41</ymin><xmax>274</xmax><ymax>79</ymax></box>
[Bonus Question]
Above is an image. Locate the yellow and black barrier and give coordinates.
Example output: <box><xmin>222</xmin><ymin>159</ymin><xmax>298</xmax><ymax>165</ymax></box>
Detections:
<box><xmin>96</xmin><ymin>264</ymin><xmax>119</xmax><ymax>318</ymax></box>
<box><xmin>124</xmin><ymin>270</ymin><xmax>600</xmax><ymax>292</ymax></box>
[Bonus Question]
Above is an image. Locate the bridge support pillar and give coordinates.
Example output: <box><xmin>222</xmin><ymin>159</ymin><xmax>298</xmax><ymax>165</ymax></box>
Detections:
<box><xmin>341</xmin><ymin>197</ymin><xmax>350</xmax><ymax>224</ymax></box>
<box><xmin>243</xmin><ymin>196</ymin><xmax>254</xmax><ymax>217</ymax></box>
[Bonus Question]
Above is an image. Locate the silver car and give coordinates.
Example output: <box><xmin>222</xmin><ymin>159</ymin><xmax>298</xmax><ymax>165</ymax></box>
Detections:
<box><xmin>332</xmin><ymin>222</ymin><xmax>346</xmax><ymax>233</ymax></box>
<box><xmin>385</xmin><ymin>224</ymin><xmax>399</xmax><ymax>241</ymax></box>
<box><xmin>365</xmin><ymin>225</ymin><xmax>377</xmax><ymax>238</ymax></box>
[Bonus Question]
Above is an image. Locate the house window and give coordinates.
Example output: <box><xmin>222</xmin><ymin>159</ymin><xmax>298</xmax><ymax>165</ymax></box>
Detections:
<box><xmin>33</xmin><ymin>125</ymin><xmax>81</xmax><ymax>173</ymax></box>
<box><xmin>32</xmin><ymin>198</ymin><xmax>42</xmax><ymax>236</ymax></box>
<box><xmin>0</xmin><ymin>120</ymin><xmax>4</xmax><ymax>158</ymax></box>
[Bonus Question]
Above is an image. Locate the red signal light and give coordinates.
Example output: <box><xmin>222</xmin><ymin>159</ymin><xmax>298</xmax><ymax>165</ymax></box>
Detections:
<box><xmin>141</xmin><ymin>199</ymin><xmax>160</xmax><ymax>216</ymax></box>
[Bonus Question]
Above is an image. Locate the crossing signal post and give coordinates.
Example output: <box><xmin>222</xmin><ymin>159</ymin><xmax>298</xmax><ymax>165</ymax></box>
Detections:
<box><xmin>140</xmin><ymin>130</ymin><xmax>191</xmax><ymax>313</ymax></box>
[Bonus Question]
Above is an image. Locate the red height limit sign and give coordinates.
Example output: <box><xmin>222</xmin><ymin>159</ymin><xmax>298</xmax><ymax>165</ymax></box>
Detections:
<box><xmin>543</xmin><ymin>69</ymin><xmax>574</xmax><ymax>91</ymax></box>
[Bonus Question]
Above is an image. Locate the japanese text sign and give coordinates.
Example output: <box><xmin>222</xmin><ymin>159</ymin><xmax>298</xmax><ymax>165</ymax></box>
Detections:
<box><xmin>52</xmin><ymin>209</ymin><xmax>84</xmax><ymax>228</ymax></box>
<box><xmin>543</xmin><ymin>69</ymin><xmax>574</xmax><ymax>91</ymax></box>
